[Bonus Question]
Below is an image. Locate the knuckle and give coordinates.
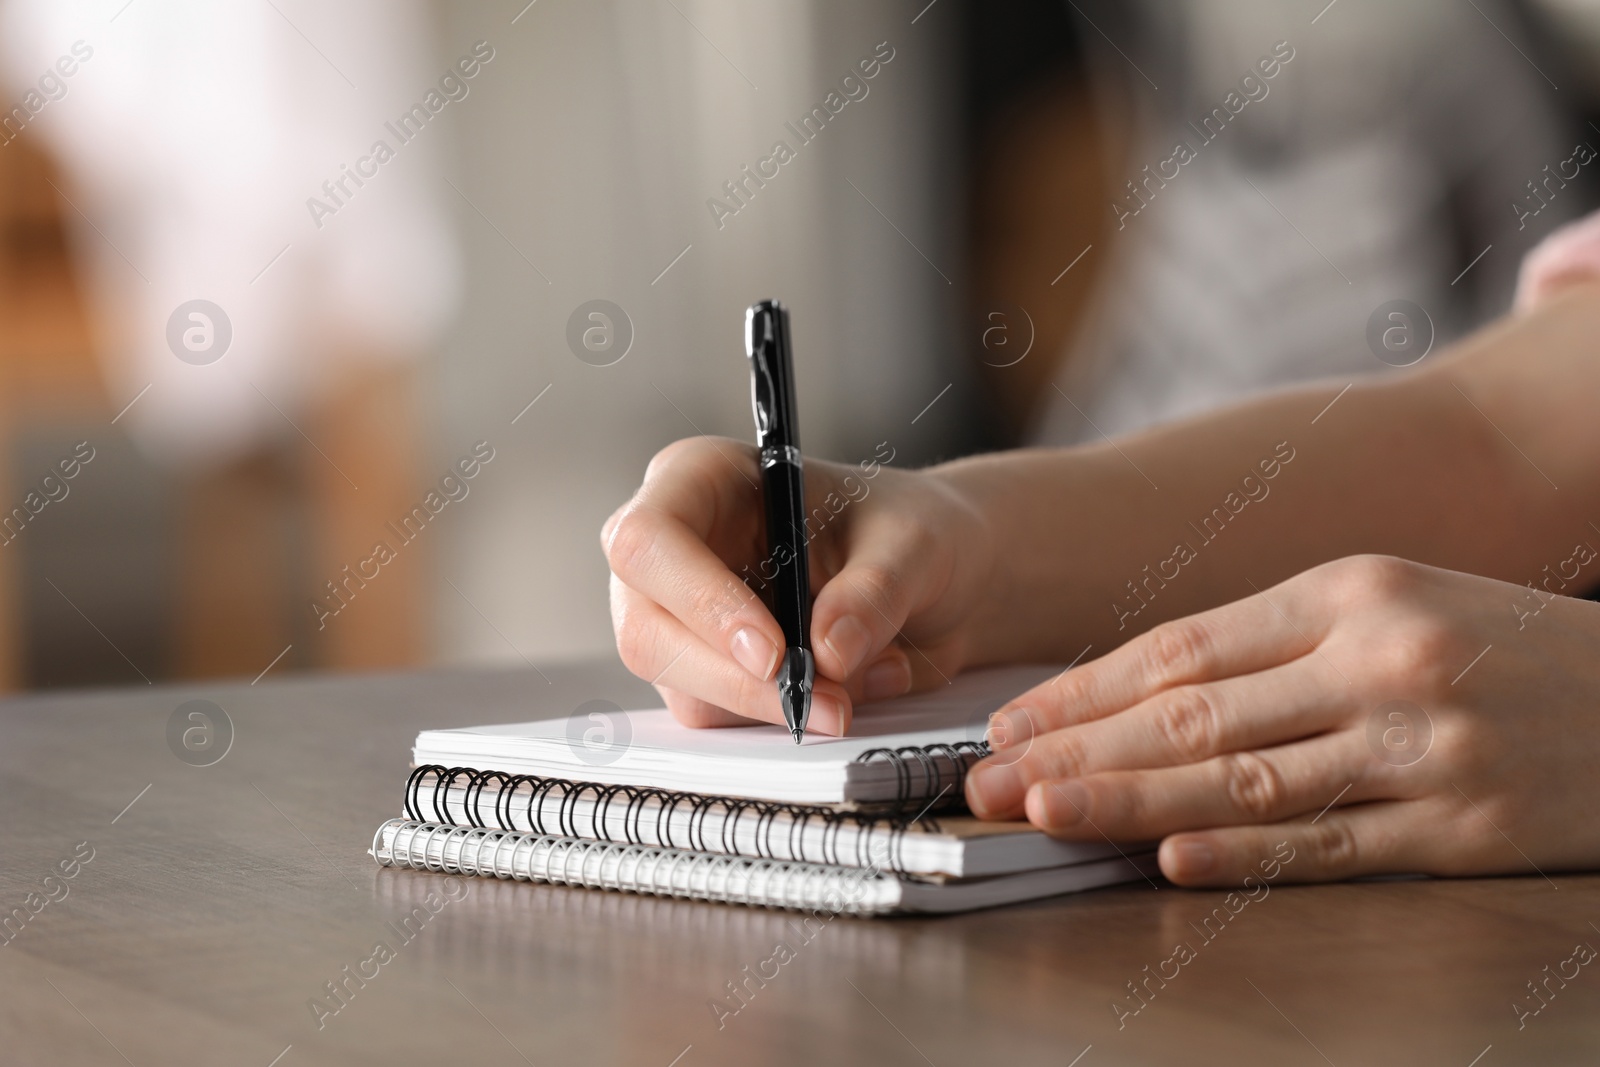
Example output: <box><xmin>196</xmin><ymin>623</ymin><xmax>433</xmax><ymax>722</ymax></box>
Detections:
<box><xmin>645</xmin><ymin>436</ymin><xmax>712</xmax><ymax>477</ymax></box>
<box><xmin>1220</xmin><ymin>752</ymin><xmax>1284</xmax><ymax>821</ymax></box>
<box><xmin>1152</xmin><ymin>685</ymin><xmax>1223</xmax><ymax>762</ymax></box>
<box><xmin>599</xmin><ymin>502</ymin><xmax>626</xmax><ymax>551</ymax></box>
<box><xmin>897</xmin><ymin>517</ymin><xmax>939</xmax><ymax>564</ymax></box>
<box><xmin>1309</xmin><ymin>818</ymin><xmax>1361</xmax><ymax>872</ymax></box>
<box><xmin>848</xmin><ymin>564</ymin><xmax>902</xmax><ymax>618</ymax></box>
<box><xmin>611</xmin><ymin>609</ymin><xmax>656</xmax><ymax>678</ymax></box>
<box><xmin>1102</xmin><ymin>778</ymin><xmax>1143</xmax><ymax>829</ymax></box>
<box><xmin>1334</xmin><ymin>554</ymin><xmax>1418</xmax><ymax>604</ymax></box>
<box><xmin>609</xmin><ymin>582</ymin><xmax>660</xmax><ymax>680</ymax></box>
<box><xmin>714</xmin><ymin>576</ymin><xmax>759</xmax><ymax>629</ymax></box>
<box><xmin>604</xmin><ymin>505</ymin><xmax>659</xmax><ymax>578</ymax></box>
<box><xmin>1027</xmin><ymin>733</ymin><xmax>1088</xmax><ymax>781</ymax></box>
<box><xmin>613</xmin><ymin>617</ymin><xmax>650</xmax><ymax>677</ymax></box>
<box><xmin>648</xmin><ymin>436</ymin><xmax>755</xmax><ymax>484</ymax></box>
<box><xmin>1044</xmin><ymin>674</ymin><xmax>1092</xmax><ymax>728</ymax></box>
<box><xmin>1138</xmin><ymin>619</ymin><xmax>1216</xmax><ymax>685</ymax></box>
<box><xmin>683</xmin><ymin>575</ymin><xmax>744</xmax><ymax>639</ymax></box>
<box><xmin>1430</xmin><ymin>714</ymin><xmax>1491</xmax><ymax>777</ymax></box>
<box><xmin>1451</xmin><ymin>784</ymin><xmax>1521</xmax><ymax>836</ymax></box>
<box><xmin>1381</xmin><ymin>615</ymin><xmax>1457</xmax><ymax>690</ymax></box>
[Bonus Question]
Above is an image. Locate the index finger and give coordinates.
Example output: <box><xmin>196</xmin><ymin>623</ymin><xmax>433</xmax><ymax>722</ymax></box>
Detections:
<box><xmin>991</xmin><ymin>576</ymin><xmax>1335</xmax><ymax>749</ymax></box>
<box><xmin>603</xmin><ymin>437</ymin><xmax>789</xmax><ymax>687</ymax></box>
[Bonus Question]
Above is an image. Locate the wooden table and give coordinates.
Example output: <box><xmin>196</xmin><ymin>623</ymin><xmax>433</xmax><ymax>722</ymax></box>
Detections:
<box><xmin>2</xmin><ymin>661</ymin><xmax>1596</xmax><ymax>1065</ymax></box>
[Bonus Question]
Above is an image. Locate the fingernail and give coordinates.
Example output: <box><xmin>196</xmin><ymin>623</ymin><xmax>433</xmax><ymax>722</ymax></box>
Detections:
<box><xmin>1038</xmin><ymin>780</ymin><xmax>1087</xmax><ymax>829</ymax></box>
<box><xmin>730</xmin><ymin>628</ymin><xmax>778</xmax><ymax>680</ymax></box>
<box><xmin>1172</xmin><ymin>840</ymin><xmax>1215</xmax><ymax>878</ymax></box>
<box><xmin>966</xmin><ymin>759</ymin><xmax>1025</xmax><ymax>818</ymax></box>
<box><xmin>822</xmin><ymin>615</ymin><xmax>872</xmax><ymax>676</ymax></box>
<box><xmin>862</xmin><ymin>657</ymin><xmax>911</xmax><ymax>702</ymax></box>
<box><xmin>987</xmin><ymin>707</ymin><xmax>1032</xmax><ymax>750</ymax></box>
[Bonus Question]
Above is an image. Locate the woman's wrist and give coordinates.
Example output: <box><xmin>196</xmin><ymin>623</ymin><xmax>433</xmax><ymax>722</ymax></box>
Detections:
<box><xmin>928</xmin><ymin>451</ymin><xmax>1033</xmax><ymax>668</ymax></box>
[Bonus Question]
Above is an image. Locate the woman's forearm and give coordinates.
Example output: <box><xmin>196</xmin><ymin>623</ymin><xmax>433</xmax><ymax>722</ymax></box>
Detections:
<box><xmin>938</xmin><ymin>283</ymin><xmax>1600</xmax><ymax>665</ymax></box>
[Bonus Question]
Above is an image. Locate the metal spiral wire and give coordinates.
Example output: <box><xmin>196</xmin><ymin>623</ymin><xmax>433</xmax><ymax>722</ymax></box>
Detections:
<box><xmin>372</xmin><ymin>819</ymin><xmax>900</xmax><ymax>914</ymax></box>
<box><xmin>853</xmin><ymin>740</ymin><xmax>989</xmax><ymax>810</ymax></box>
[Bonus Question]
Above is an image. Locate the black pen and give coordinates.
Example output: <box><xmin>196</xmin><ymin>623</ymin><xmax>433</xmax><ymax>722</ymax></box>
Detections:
<box><xmin>745</xmin><ymin>299</ymin><xmax>814</xmax><ymax>744</ymax></box>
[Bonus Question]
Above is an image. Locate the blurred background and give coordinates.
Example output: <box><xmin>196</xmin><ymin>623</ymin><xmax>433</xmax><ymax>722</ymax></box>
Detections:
<box><xmin>0</xmin><ymin>0</ymin><xmax>1594</xmax><ymax>691</ymax></box>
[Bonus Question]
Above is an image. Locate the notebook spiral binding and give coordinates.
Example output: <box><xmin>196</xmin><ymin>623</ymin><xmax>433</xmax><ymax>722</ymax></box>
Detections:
<box><xmin>407</xmin><ymin>763</ymin><xmax>906</xmax><ymax>871</ymax></box>
<box><xmin>405</xmin><ymin>741</ymin><xmax>988</xmax><ymax>876</ymax></box>
<box><xmin>855</xmin><ymin>740</ymin><xmax>990</xmax><ymax>810</ymax></box>
<box><xmin>373</xmin><ymin>818</ymin><xmax>900</xmax><ymax>915</ymax></box>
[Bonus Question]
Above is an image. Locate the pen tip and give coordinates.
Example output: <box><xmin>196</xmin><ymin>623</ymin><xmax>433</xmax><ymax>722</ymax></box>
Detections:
<box><xmin>791</xmin><ymin>727</ymin><xmax>803</xmax><ymax>745</ymax></box>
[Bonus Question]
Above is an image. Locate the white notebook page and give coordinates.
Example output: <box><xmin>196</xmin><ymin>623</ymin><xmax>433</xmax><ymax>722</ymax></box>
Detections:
<box><xmin>413</xmin><ymin>664</ymin><xmax>1059</xmax><ymax>804</ymax></box>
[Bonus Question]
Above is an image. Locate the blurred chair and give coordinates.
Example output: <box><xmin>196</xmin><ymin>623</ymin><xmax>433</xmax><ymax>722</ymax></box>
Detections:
<box><xmin>0</xmin><ymin>134</ymin><xmax>426</xmax><ymax>689</ymax></box>
<box><xmin>0</xmin><ymin>0</ymin><xmax>453</xmax><ymax>689</ymax></box>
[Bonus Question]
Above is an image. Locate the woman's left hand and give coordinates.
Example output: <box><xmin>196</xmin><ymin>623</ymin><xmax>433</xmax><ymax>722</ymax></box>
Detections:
<box><xmin>963</xmin><ymin>554</ymin><xmax>1600</xmax><ymax>886</ymax></box>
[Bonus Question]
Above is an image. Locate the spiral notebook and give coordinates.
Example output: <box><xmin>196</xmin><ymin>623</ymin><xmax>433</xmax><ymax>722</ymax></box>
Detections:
<box><xmin>412</xmin><ymin>665</ymin><xmax>1059</xmax><ymax>806</ymax></box>
<box><xmin>379</xmin><ymin>666</ymin><xmax>1158</xmax><ymax>914</ymax></box>
<box><xmin>371</xmin><ymin>819</ymin><xmax>1159</xmax><ymax>916</ymax></box>
<box><xmin>403</xmin><ymin>763</ymin><xmax>1128</xmax><ymax>878</ymax></box>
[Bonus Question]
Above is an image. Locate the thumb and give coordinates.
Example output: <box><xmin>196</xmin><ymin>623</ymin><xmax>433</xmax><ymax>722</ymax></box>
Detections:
<box><xmin>810</xmin><ymin>534</ymin><xmax>954</xmax><ymax>690</ymax></box>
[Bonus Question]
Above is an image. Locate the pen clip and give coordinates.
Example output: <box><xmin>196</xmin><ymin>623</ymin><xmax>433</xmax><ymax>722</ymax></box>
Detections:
<box><xmin>745</xmin><ymin>299</ymin><xmax>794</xmax><ymax>452</ymax></box>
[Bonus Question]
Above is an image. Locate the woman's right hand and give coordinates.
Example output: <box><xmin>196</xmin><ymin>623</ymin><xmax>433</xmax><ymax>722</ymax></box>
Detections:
<box><xmin>601</xmin><ymin>436</ymin><xmax>999</xmax><ymax>735</ymax></box>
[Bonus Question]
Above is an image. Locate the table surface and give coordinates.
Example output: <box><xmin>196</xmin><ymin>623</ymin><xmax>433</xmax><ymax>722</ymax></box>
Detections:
<box><xmin>1</xmin><ymin>659</ymin><xmax>1597</xmax><ymax>1066</ymax></box>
